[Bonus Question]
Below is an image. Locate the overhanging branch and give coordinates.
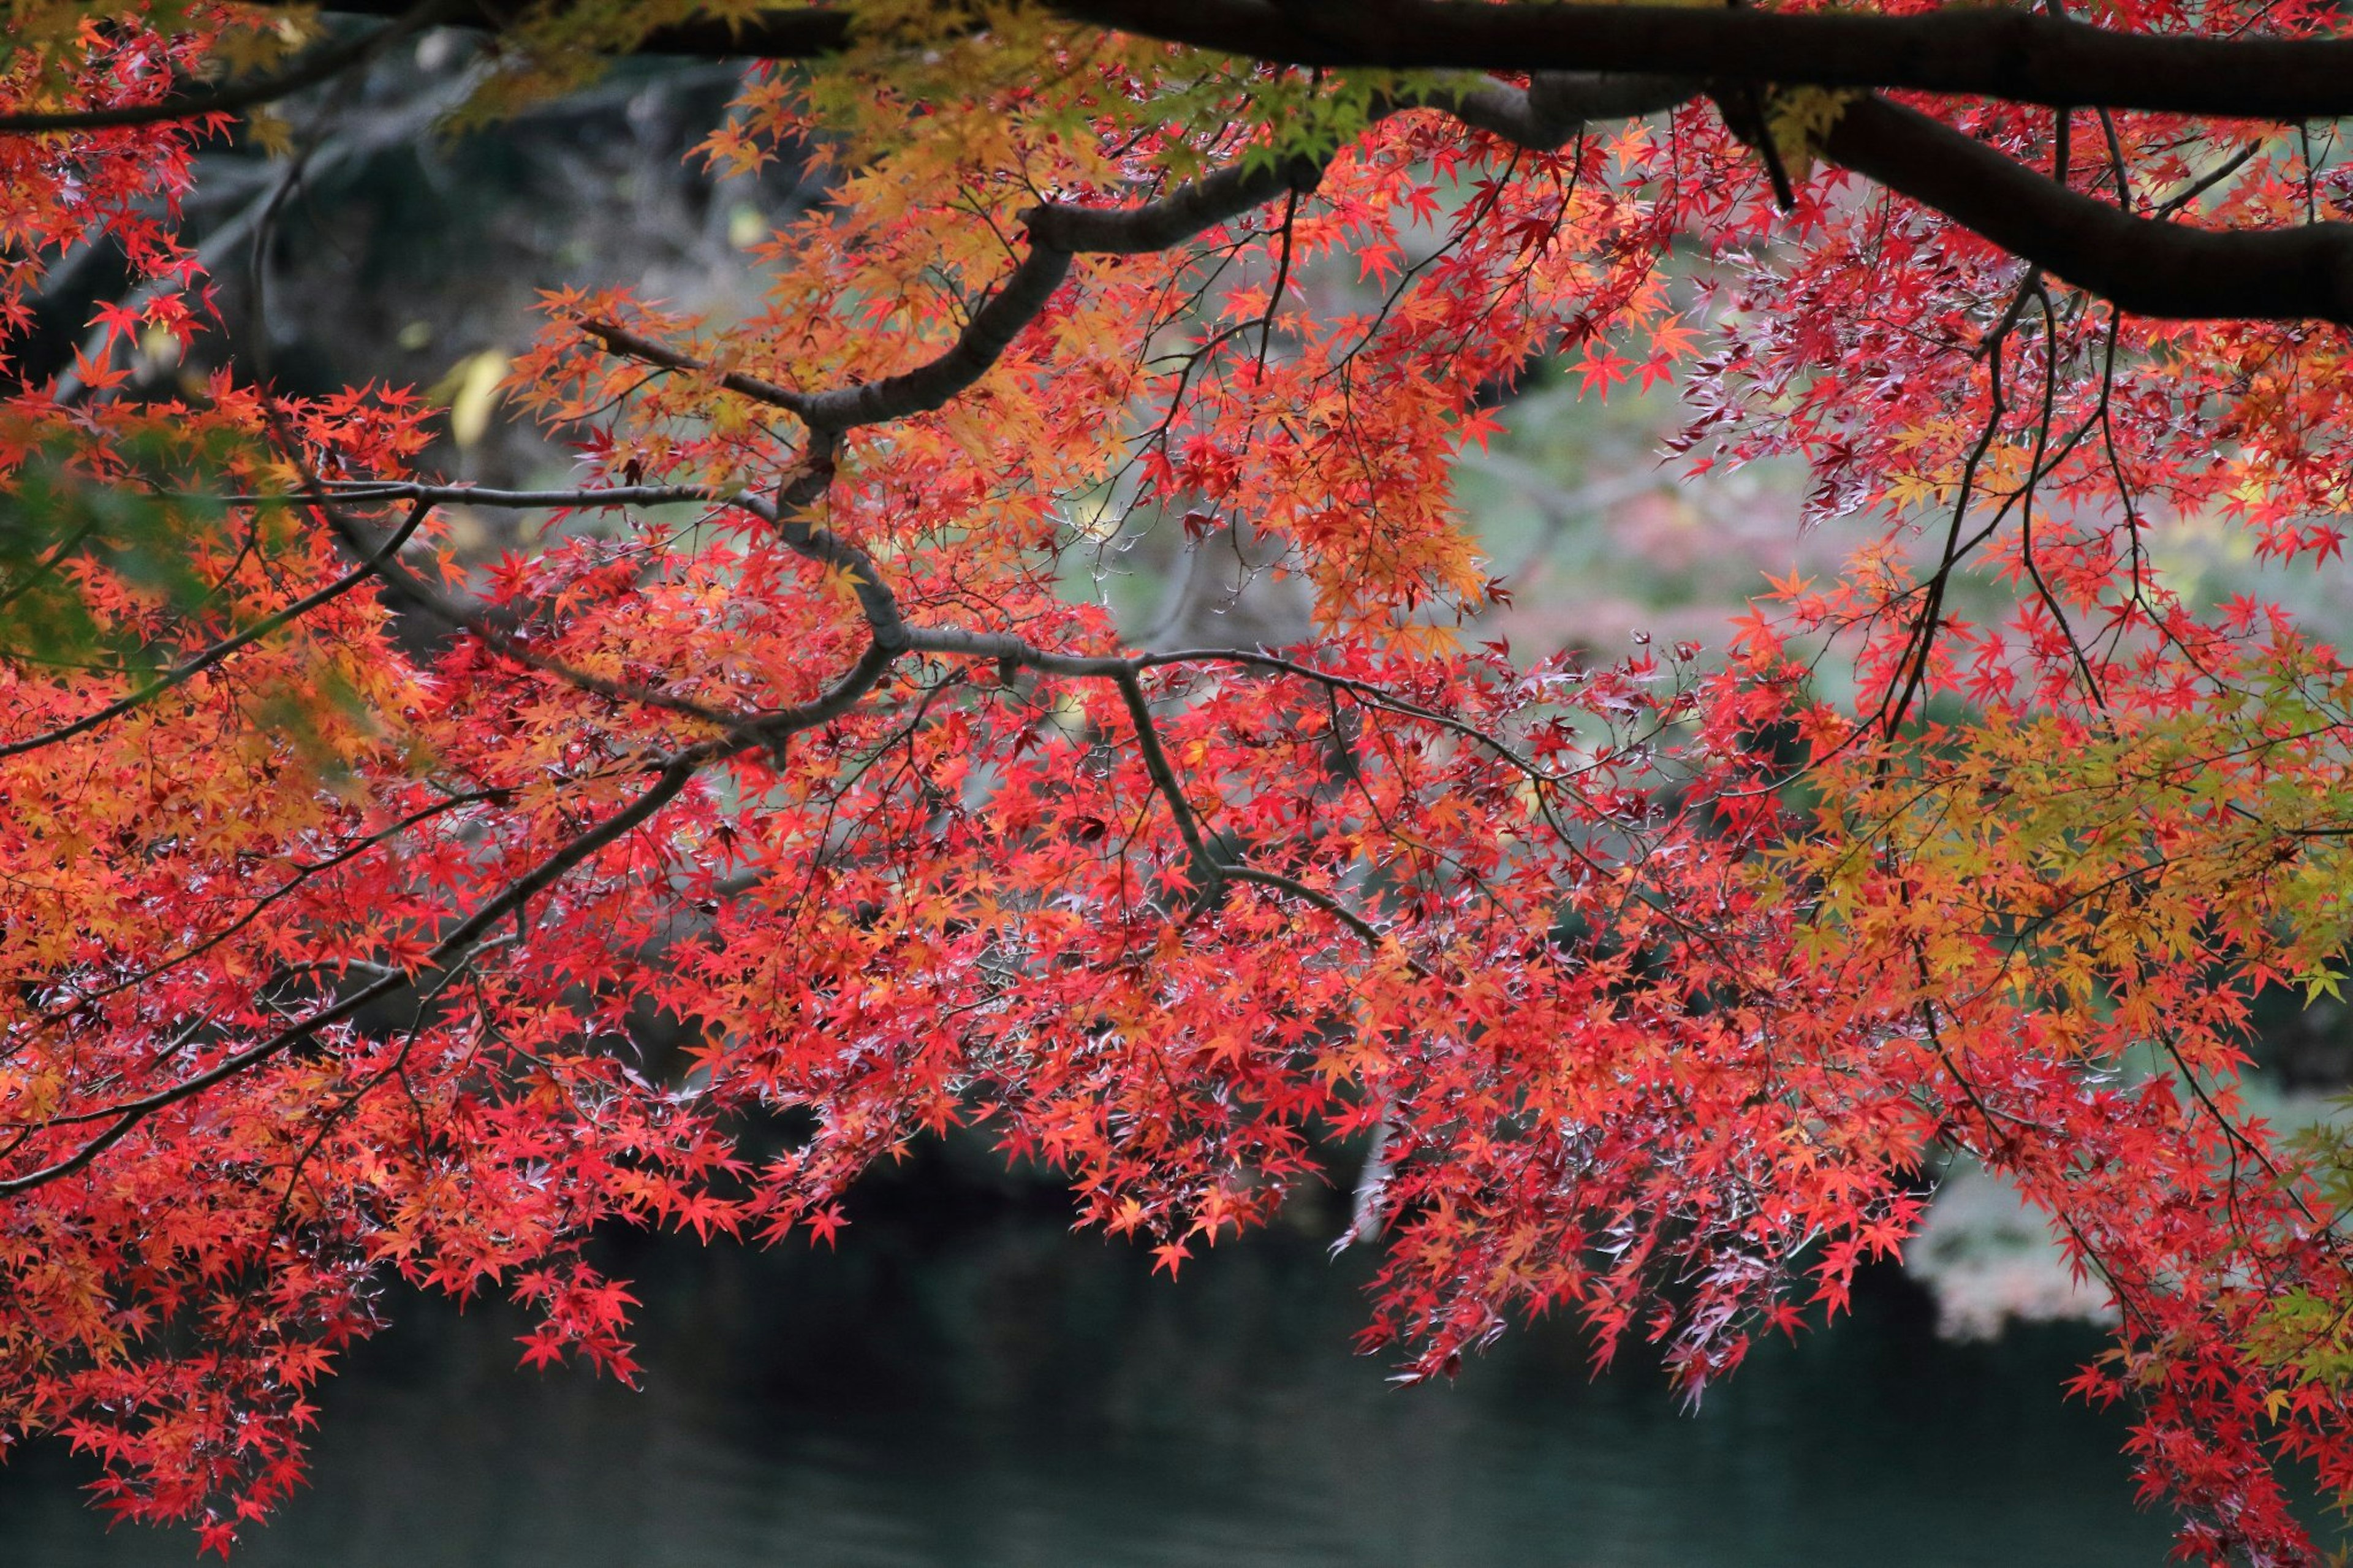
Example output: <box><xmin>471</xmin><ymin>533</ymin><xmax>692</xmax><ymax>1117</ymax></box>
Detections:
<box><xmin>19</xmin><ymin>1</ymin><xmax>2353</xmax><ymax>138</ymax></box>
<box><xmin>1824</xmin><ymin>95</ymin><xmax>2353</xmax><ymax>325</ymax></box>
<box><xmin>1067</xmin><ymin>0</ymin><xmax>2353</xmax><ymax>121</ymax></box>
<box><xmin>317</xmin><ymin>0</ymin><xmax>2353</xmax><ymax>121</ymax></box>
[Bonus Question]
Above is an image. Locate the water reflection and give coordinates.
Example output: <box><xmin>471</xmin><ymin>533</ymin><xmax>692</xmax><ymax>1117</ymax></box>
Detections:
<box><xmin>2</xmin><ymin>1158</ymin><xmax>2176</xmax><ymax>1567</ymax></box>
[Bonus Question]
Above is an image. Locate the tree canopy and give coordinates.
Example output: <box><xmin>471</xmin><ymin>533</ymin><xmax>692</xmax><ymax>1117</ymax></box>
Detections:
<box><xmin>9</xmin><ymin>0</ymin><xmax>2353</xmax><ymax>1559</ymax></box>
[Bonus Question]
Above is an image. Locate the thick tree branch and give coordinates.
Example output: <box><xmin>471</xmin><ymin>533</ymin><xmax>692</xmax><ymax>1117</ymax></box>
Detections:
<box><xmin>1067</xmin><ymin>0</ymin><xmax>2353</xmax><ymax>121</ymax></box>
<box><xmin>320</xmin><ymin>0</ymin><xmax>860</xmax><ymax>56</ymax></box>
<box><xmin>1824</xmin><ymin>95</ymin><xmax>2353</xmax><ymax>325</ymax></box>
<box><xmin>379</xmin><ymin>0</ymin><xmax>2353</xmax><ymax>124</ymax></box>
<box><xmin>795</xmin><ymin>245</ymin><xmax>1076</xmax><ymax>430</ymax></box>
<box><xmin>44</xmin><ymin>0</ymin><xmax>2353</xmax><ymax>137</ymax></box>
<box><xmin>1409</xmin><ymin>72</ymin><xmax>2353</xmax><ymax>327</ymax></box>
<box><xmin>1423</xmin><ymin>70</ymin><xmax>1697</xmax><ymax>146</ymax></box>
<box><xmin>1023</xmin><ymin>150</ymin><xmax>1328</xmax><ymax>254</ymax></box>
<box><xmin>785</xmin><ymin>151</ymin><xmax>1331</xmax><ymax>431</ymax></box>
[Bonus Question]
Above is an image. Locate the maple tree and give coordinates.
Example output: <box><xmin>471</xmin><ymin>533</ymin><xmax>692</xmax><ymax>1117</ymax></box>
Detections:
<box><xmin>18</xmin><ymin>0</ymin><xmax>2353</xmax><ymax>1558</ymax></box>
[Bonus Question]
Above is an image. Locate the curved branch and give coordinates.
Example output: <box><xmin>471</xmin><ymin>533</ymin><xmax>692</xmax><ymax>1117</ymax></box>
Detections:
<box><xmin>34</xmin><ymin>791</ymin><xmax>496</xmax><ymax>1025</ymax></box>
<box><xmin>575</xmin><ymin>323</ymin><xmax>812</xmax><ymax>415</ymax></box>
<box><xmin>901</xmin><ymin>626</ymin><xmax>1575</xmax><ymax>787</ymax></box>
<box><xmin>588</xmin><ymin>143</ymin><xmax>1341</xmax><ymax>446</ymax></box>
<box><xmin>306</xmin><ymin>478</ymin><xmax>914</xmax><ymax>708</ymax></box>
<box><xmin>795</xmin><ymin>244</ymin><xmax>1077</xmax><ymax>431</ymax></box>
<box><xmin>0</xmin><ymin>607</ymin><xmax>907</xmax><ymax>1194</ymax></box>
<box><xmin>786</xmin><ymin>143</ymin><xmax>1336</xmax><ymax>430</ymax></box>
<box><xmin>1023</xmin><ymin>149</ymin><xmax>1329</xmax><ymax>254</ymax></box>
<box><xmin>289</xmin><ymin>484</ymin><xmax>765</xmax><ymax>725</ymax></box>
<box><xmin>1825</xmin><ymin>94</ymin><xmax>2353</xmax><ymax>325</ymax></box>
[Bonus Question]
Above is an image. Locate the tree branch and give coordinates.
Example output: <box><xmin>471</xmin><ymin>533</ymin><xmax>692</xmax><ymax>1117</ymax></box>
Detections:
<box><xmin>1404</xmin><ymin>72</ymin><xmax>2353</xmax><ymax>327</ymax></box>
<box><xmin>1112</xmin><ymin>665</ymin><xmax>1222</xmax><ymax>901</ymax></box>
<box><xmin>116</xmin><ymin>0</ymin><xmax>2353</xmax><ymax>135</ymax></box>
<box><xmin>0</xmin><ymin>559</ymin><xmax>911</xmax><ymax>1193</ymax></box>
<box><xmin>1824</xmin><ymin>94</ymin><xmax>2353</xmax><ymax>325</ymax></box>
<box><xmin>320</xmin><ymin>0</ymin><xmax>860</xmax><ymax>57</ymax></box>
<box><xmin>383</xmin><ymin>0</ymin><xmax>2353</xmax><ymax>126</ymax></box>
<box><xmin>1067</xmin><ymin>0</ymin><xmax>2353</xmax><ymax>121</ymax></box>
<box><xmin>587</xmin><ymin>142</ymin><xmax>1336</xmax><ymax>451</ymax></box>
<box><xmin>1423</xmin><ymin>71</ymin><xmax>1697</xmax><ymax>148</ymax></box>
<box><xmin>795</xmin><ymin>244</ymin><xmax>1076</xmax><ymax>430</ymax></box>
<box><xmin>576</xmin><ymin>322</ymin><xmax>812</xmax><ymax>415</ymax></box>
<box><xmin>308</xmin><ymin>478</ymin><xmax>914</xmax><ymax>714</ymax></box>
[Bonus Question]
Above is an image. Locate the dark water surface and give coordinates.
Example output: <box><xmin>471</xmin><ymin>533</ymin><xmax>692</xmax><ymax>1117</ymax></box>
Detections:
<box><xmin>2</xmin><ymin>1165</ymin><xmax>2180</xmax><ymax>1568</ymax></box>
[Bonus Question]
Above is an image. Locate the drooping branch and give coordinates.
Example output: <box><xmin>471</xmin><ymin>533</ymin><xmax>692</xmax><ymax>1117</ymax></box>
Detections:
<box><xmin>575</xmin><ymin>324</ymin><xmax>811</xmax><ymax>414</ymax></box>
<box><xmin>1415</xmin><ymin>73</ymin><xmax>2353</xmax><ymax>327</ymax></box>
<box><xmin>300</xmin><ymin>490</ymin><xmax>760</xmax><ymax>727</ymax></box>
<box><xmin>1823</xmin><ymin>95</ymin><xmax>2353</xmax><ymax>325</ymax></box>
<box><xmin>1112</xmin><ymin>665</ymin><xmax>1225</xmax><ymax>902</ymax></box>
<box><xmin>35</xmin><ymin>792</ymin><xmax>498</xmax><ymax>1023</ymax></box>
<box><xmin>0</xmin><ymin>469</ymin><xmax>921</xmax><ymax>1193</ymax></box>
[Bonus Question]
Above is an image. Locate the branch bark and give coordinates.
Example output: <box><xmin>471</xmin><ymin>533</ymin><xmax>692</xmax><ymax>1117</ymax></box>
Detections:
<box><xmin>1425</xmin><ymin>77</ymin><xmax>2353</xmax><ymax>328</ymax></box>
<box><xmin>1824</xmin><ymin>95</ymin><xmax>2353</xmax><ymax>325</ymax></box>
<box><xmin>33</xmin><ymin>1</ymin><xmax>2353</xmax><ymax>137</ymax></box>
<box><xmin>1065</xmin><ymin>0</ymin><xmax>2353</xmax><ymax>121</ymax></box>
<box><xmin>302</xmin><ymin>0</ymin><xmax>2353</xmax><ymax>123</ymax></box>
<box><xmin>0</xmin><ymin>749</ymin><xmax>703</xmax><ymax>1195</ymax></box>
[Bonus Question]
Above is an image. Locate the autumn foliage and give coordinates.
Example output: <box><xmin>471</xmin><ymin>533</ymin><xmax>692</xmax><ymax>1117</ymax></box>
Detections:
<box><xmin>10</xmin><ymin>0</ymin><xmax>2353</xmax><ymax>1559</ymax></box>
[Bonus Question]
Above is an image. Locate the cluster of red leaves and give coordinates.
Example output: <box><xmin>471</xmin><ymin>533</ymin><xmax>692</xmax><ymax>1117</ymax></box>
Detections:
<box><xmin>7</xmin><ymin>3</ymin><xmax>2353</xmax><ymax>1562</ymax></box>
<box><xmin>0</xmin><ymin>2</ymin><xmax>270</xmax><ymax>380</ymax></box>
